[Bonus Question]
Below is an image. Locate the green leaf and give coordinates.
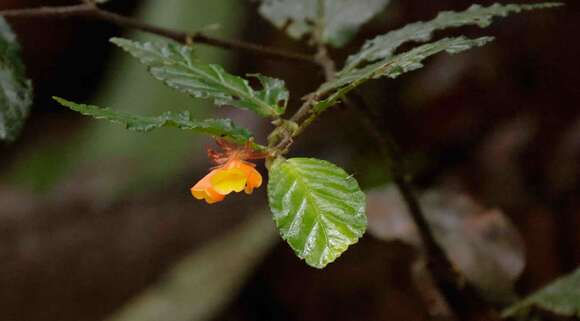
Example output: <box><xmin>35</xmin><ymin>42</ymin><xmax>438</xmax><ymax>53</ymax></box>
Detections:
<box><xmin>0</xmin><ymin>17</ymin><xmax>33</xmax><ymax>142</ymax></box>
<box><xmin>54</xmin><ymin>97</ymin><xmax>258</xmax><ymax>147</ymax></box>
<box><xmin>110</xmin><ymin>37</ymin><xmax>288</xmax><ymax>118</ymax></box>
<box><xmin>307</xmin><ymin>3</ymin><xmax>562</xmax><ymax>115</ymax></box>
<box><xmin>314</xmin><ymin>36</ymin><xmax>494</xmax><ymax>113</ymax></box>
<box><xmin>267</xmin><ymin>157</ymin><xmax>367</xmax><ymax>268</ymax></box>
<box><xmin>343</xmin><ymin>2</ymin><xmax>562</xmax><ymax>72</ymax></box>
<box><xmin>258</xmin><ymin>0</ymin><xmax>391</xmax><ymax>47</ymax></box>
<box><xmin>502</xmin><ymin>267</ymin><xmax>580</xmax><ymax>318</ymax></box>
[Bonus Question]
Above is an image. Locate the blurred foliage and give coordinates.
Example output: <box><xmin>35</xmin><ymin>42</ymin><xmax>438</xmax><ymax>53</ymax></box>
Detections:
<box><xmin>106</xmin><ymin>212</ymin><xmax>278</xmax><ymax>321</ymax></box>
<box><xmin>0</xmin><ymin>16</ymin><xmax>32</xmax><ymax>143</ymax></box>
<box><xmin>502</xmin><ymin>267</ymin><xmax>580</xmax><ymax>318</ymax></box>
<box><xmin>258</xmin><ymin>0</ymin><xmax>392</xmax><ymax>47</ymax></box>
<box><xmin>367</xmin><ymin>186</ymin><xmax>526</xmax><ymax>303</ymax></box>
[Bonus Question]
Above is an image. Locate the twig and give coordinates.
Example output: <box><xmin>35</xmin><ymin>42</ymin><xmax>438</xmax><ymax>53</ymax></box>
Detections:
<box><xmin>314</xmin><ymin>44</ymin><xmax>336</xmax><ymax>82</ymax></box>
<box><xmin>288</xmin><ymin>48</ymin><xmax>334</xmax><ymax>125</ymax></box>
<box><xmin>287</xmin><ymin>7</ymin><xmax>336</xmax><ymax>126</ymax></box>
<box><xmin>0</xmin><ymin>3</ymin><xmax>317</xmax><ymax>65</ymax></box>
<box><xmin>0</xmin><ymin>6</ymin><xmax>510</xmax><ymax>318</ymax></box>
<box><xmin>348</xmin><ymin>93</ymin><xmax>501</xmax><ymax>321</ymax></box>
<box><xmin>267</xmin><ymin>24</ymin><xmax>336</xmax><ymax>153</ymax></box>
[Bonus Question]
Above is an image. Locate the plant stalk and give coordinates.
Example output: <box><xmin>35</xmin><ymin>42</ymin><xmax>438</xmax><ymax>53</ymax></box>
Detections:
<box><xmin>0</xmin><ymin>3</ymin><xmax>317</xmax><ymax>65</ymax></box>
<box><xmin>349</xmin><ymin>93</ymin><xmax>501</xmax><ymax>321</ymax></box>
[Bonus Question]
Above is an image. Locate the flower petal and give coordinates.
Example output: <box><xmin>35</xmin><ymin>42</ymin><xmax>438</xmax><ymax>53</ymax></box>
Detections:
<box><xmin>191</xmin><ymin>155</ymin><xmax>264</xmax><ymax>203</ymax></box>
<box><xmin>190</xmin><ymin>170</ymin><xmax>225</xmax><ymax>204</ymax></box>
<box><xmin>211</xmin><ymin>167</ymin><xmax>247</xmax><ymax>194</ymax></box>
<box><xmin>244</xmin><ymin>166</ymin><xmax>262</xmax><ymax>194</ymax></box>
<box><xmin>191</xmin><ymin>188</ymin><xmax>225</xmax><ymax>204</ymax></box>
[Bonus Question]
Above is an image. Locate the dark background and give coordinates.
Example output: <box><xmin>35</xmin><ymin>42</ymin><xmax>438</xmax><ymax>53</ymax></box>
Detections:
<box><xmin>0</xmin><ymin>1</ymin><xmax>578</xmax><ymax>321</ymax></box>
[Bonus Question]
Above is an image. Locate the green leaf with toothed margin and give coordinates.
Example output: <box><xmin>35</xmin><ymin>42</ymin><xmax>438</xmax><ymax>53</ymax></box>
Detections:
<box><xmin>110</xmin><ymin>37</ymin><xmax>289</xmax><ymax>118</ymax></box>
<box><xmin>54</xmin><ymin>97</ymin><xmax>261</xmax><ymax>148</ymax></box>
<box><xmin>306</xmin><ymin>2</ymin><xmax>561</xmax><ymax>115</ymax></box>
<box><xmin>343</xmin><ymin>2</ymin><xmax>563</xmax><ymax>72</ymax></box>
<box><xmin>267</xmin><ymin>157</ymin><xmax>367</xmax><ymax>269</ymax></box>
<box><xmin>314</xmin><ymin>36</ymin><xmax>494</xmax><ymax>113</ymax></box>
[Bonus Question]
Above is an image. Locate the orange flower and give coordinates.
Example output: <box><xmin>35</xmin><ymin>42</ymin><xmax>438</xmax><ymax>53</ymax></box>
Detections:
<box><xmin>190</xmin><ymin>170</ymin><xmax>225</xmax><ymax>204</ymax></box>
<box><xmin>190</xmin><ymin>140</ymin><xmax>266</xmax><ymax>204</ymax></box>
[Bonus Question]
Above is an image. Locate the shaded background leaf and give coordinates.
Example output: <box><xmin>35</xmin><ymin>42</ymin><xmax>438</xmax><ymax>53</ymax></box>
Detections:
<box><xmin>0</xmin><ymin>16</ymin><xmax>32</xmax><ymax>142</ymax></box>
<box><xmin>105</xmin><ymin>212</ymin><xmax>278</xmax><ymax>321</ymax></box>
<box><xmin>366</xmin><ymin>185</ymin><xmax>526</xmax><ymax>303</ymax></box>
<box><xmin>258</xmin><ymin>0</ymin><xmax>391</xmax><ymax>47</ymax></box>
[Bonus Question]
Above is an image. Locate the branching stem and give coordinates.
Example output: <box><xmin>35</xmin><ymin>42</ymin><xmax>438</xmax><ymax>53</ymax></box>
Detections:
<box><xmin>268</xmin><ymin>24</ymin><xmax>336</xmax><ymax>153</ymax></box>
<box><xmin>271</xmin><ymin>17</ymin><xmax>501</xmax><ymax>319</ymax></box>
<box><xmin>0</xmin><ymin>5</ymin><xmax>509</xmax><ymax>318</ymax></box>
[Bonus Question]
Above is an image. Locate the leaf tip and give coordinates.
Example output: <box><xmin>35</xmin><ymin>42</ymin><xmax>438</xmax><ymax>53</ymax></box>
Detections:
<box><xmin>52</xmin><ymin>96</ymin><xmax>67</xmax><ymax>105</ymax></box>
<box><xmin>109</xmin><ymin>37</ymin><xmax>131</xmax><ymax>49</ymax></box>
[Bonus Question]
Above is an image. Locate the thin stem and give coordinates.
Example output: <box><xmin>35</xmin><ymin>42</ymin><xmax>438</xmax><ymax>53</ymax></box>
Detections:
<box><xmin>0</xmin><ymin>8</ymin><xmax>505</xmax><ymax>318</ymax></box>
<box><xmin>288</xmin><ymin>47</ymin><xmax>334</xmax><ymax>125</ymax></box>
<box><xmin>290</xmin><ymin>94</ymin><xmax>317</xmax><ymax>123</ymax></box>
<box><xmin>314</xmin><ymin>44</ymin><xmax>336</xmax><ymax>82</ymax></box>
<box><xmin>0</xmin><ymin>3</ymin><xmax>317</xmax><ymax>65</ymax></box>
<box><xmin>349</xmin><ymin>93</ymin><xmax>501</xmax><ymax>321</ymax></box>
<box><xmin>274</xmin><ymin>34</ymin><xmax>499</xmax><ymax>321</ymax></box>
<box><xmin>0</xmin><ymin>4</ymin><xmax>95</xmax><ymax>17</ymax></box>
<box><xmin>289</xmin><ymin>9</ymin><xmax>336</xmax><ymax>126</ymax></box>
<box><xmin>279</xmin><ymin>36</ymin><xmax>499</xmax><ymax>318</ymax></box>
<box><xmin>268</xmin><ymin>39</ymin><xmax>335</xmax><ymax>154</ymax></box>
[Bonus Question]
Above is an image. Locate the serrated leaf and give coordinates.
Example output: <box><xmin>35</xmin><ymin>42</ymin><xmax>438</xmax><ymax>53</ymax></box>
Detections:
<box><xmin>258</xmin><ymin>0</ymin><xmax>391</xmax><ymax>47</ymax></box>
<box><xmin>343</xmin><ymin>3</ymin><xmax>562</xmax><ymax>72</ymax></box>
<box><xmin>110</xmin><ymin>37</ymin><xmax>288</xmax><ymax>118</ymax></box>
<box><xmin>267</xmin><ymin>157</ymin><xmax>367</xmax><ymax>268</ymax></box>
<box><xmin>54</xmin><ymin>97</ymin><xmax>259</xmax><ymax>147</ymax></box>
<box><xmin>502</xmin><ymin>267</ymin><xmax>580</xmax><ymax>318</ymax></box>
<box><xmin>0</xmin><ymin>17</ymin><xmax>33</xmax><ymax>142</ymax></box>
<box><xmin>314</xmin><ymin>36</ymin><xmax>493</xmax><ymax>113</ymax></box>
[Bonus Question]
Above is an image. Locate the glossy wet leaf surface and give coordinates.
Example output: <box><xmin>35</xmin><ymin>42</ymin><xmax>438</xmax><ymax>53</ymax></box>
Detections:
<box><xmin>268</xmin><ymin>157</ymin><xmax>367</xmax><ymax>268</ymax></box>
